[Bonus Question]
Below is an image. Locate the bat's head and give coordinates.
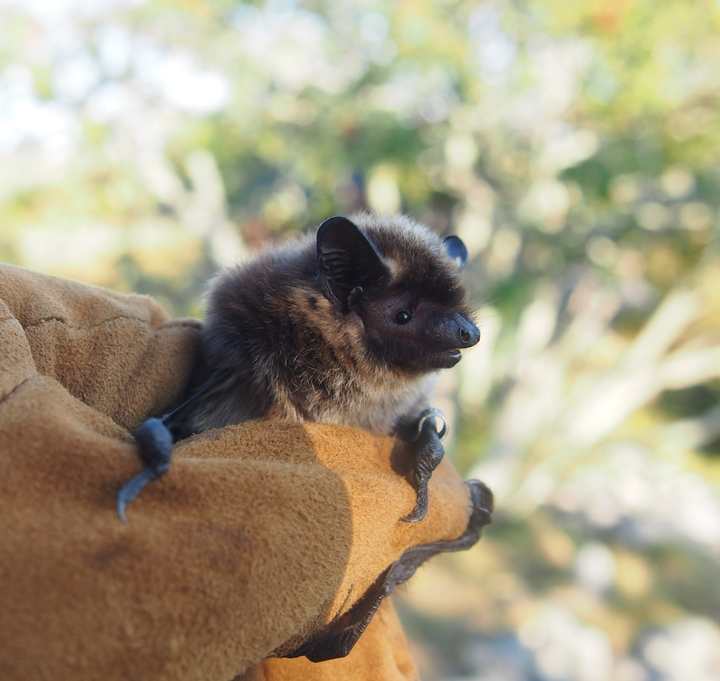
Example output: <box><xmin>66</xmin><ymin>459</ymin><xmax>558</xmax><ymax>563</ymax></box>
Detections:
<box><xmin>316</xmin><ymin>214</ymin><xmax>479</xmax><ymax>374</ymax></box>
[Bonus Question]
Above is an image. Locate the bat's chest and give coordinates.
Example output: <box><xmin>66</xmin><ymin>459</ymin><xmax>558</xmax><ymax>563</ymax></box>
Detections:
<box><xmin>290</xmin><ymin>373</ymin><xmax>434</xmax><ymax>436</ymax></box>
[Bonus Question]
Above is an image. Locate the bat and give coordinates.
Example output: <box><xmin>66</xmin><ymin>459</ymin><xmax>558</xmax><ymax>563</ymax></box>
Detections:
<box><xmin>117</xmin><ymin>213</ymin><xmax>480</xmax><ymax>524</ymax></box>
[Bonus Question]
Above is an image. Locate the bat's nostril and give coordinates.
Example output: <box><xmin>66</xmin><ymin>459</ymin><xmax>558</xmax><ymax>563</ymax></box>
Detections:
<box><xmin>460</xmin><ymin>329</ymin><xmax>471</xmax><ymax>343</ymax></box>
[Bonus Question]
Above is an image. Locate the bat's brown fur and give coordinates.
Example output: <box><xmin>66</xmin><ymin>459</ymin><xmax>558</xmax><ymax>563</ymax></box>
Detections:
<box><xmin>180</xmin><ymin>212</ymin><xmax>477</xmax><ymax>439</ymax></box>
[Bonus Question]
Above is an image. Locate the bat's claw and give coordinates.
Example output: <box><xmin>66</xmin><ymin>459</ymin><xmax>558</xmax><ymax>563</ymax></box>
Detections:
<box><xmin>402</xmin><ymin>416</ymin><xmax>445</xmax><ymax>523</ymax></box>
<box><xmin>401</xmin><ymin>485</ymin><xmax>429</xmax><ymax>523</ymax></box>
<box><xmin>117</xmin><ymin>418</ymin><xmax>174</xmax><ymax>522</ymax></box>
<box><xmin>401</xmin><ymin>507</ymin><xmax>426</xmax><ymax>523</ymax></box>
<box><xmin>400</xmin><ymin>506</ymin><xmax>427</xmax><ymax>523</ymax></box>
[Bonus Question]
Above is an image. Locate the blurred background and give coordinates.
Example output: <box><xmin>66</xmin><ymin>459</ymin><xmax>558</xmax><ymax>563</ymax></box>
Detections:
<box><xmin>1</xmin><ymin>0</ymin><xmax>719</xmax><ymax>679</ymax></box>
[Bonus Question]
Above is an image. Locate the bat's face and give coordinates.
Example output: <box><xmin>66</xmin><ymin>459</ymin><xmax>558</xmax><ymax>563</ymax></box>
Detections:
<box><xmin>354</xmin><ymin>287</ymin><xmax>479</xmax><ymax>371</ymax></box>
<box><xmin>316</xmin><ymin>214</ymin><xmax>479</xmax><ymax>375</ymax></box>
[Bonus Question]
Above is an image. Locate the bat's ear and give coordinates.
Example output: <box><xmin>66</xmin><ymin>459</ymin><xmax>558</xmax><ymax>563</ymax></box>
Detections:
<box><xmin>443</xmin><ymin>235</ymin><xmax>468</xmax><ymax>269</ymax></box>
<box><xmin>316</xmin><ymin>216</ymin><xmax>391</xmax><ymax>309</ymax></box>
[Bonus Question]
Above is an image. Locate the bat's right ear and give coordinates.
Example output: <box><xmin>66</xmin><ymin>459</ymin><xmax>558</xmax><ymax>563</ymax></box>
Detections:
<box><xmin>443</xmin><ymin>235</ymin><xmax>469</xmax><ymax>269</ymax></box>
<box><xmin>316</xmin><ymin>216</ymin><xmax>391</xmax><ymax>309</ymax></box>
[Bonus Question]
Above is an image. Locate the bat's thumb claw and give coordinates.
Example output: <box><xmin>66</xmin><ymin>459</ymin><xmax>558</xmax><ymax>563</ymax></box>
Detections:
<box><xmin>116</xmin><ymin>467</ymin><xmax>156</xmax><ymax>523</ymax></box>
<box><xmin>117</xmin><ymin>499</ymin><xmax>128</xmax><ymax>523</ymax></box>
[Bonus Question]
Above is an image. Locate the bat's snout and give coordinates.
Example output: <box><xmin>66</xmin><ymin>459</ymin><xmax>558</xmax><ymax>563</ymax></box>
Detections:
<box><xmin>426</xmin><ymin>313</ymin><xmax>480</xmax><ymax>368</ymax></box>
<box><xmin>432</xmin><ymin>313</ymin><xmax>480</xmax><ymax>350</ymax></box>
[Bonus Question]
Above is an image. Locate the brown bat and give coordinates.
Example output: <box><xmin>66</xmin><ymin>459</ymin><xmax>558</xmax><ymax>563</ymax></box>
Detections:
<box><xmin>118</xmin><ymin>213</ymin><xmax>480</xmax><ymax>523</ymax></box>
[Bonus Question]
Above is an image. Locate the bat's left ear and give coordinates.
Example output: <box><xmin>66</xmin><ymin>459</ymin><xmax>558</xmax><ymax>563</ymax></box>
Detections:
<box><xmin>316</xmin><ymin>216</ymin><xmax>392</xmax><ymax>309</ymax></box>
<box><xmin>443</xmin><ymin>235</ymin><xmax>468</xmax><ymax>269</ymax></box>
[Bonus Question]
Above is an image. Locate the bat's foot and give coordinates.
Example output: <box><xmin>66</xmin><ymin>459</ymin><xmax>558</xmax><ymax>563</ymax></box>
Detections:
<box><xmin>401</xmin><ymin>414</ymin><xmax>446</xmax><ymax>523</ymax></box>
<box><xmin>117</xmin><ymin>418</ymin><xmax>173</xmax><ymax>522</ymax></box>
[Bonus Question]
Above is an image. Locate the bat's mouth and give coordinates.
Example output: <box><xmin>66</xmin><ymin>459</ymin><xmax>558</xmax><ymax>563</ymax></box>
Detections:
<box><xmin>430</xmin><ymin>349</ymin><xmax>462</xmax><ymax>369</ymax></box>
<box><xmin>447</xmin><ymin>349</ymin><xmax>462</xmax><ymax>365</ymax></box>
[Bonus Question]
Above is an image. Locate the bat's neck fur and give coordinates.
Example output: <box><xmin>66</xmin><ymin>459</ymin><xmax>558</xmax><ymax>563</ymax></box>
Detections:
<box><xmin>187</xmin><ymin>233</ymin><xmax>435</xmax><ymax>436</ymax></box>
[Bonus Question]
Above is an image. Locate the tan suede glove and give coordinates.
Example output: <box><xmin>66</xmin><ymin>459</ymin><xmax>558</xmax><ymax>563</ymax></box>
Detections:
<box><xmin>0</xmin><ymin>263</ymin><xmax>491</xmax><ymax>681</ymax></box>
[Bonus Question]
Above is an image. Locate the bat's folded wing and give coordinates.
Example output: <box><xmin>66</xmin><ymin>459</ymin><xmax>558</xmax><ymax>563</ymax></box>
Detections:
<box><xmin>0</xmin><ymin>263</ymin><xmax>491</xmax><ymax>681</ymax></box>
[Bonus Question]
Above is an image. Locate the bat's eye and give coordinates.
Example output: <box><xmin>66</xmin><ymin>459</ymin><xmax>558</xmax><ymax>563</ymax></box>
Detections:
<box><xmin>395</xmin><ymin>311</ymin><xmax>411</xmax><ymax>324</ymax></box>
